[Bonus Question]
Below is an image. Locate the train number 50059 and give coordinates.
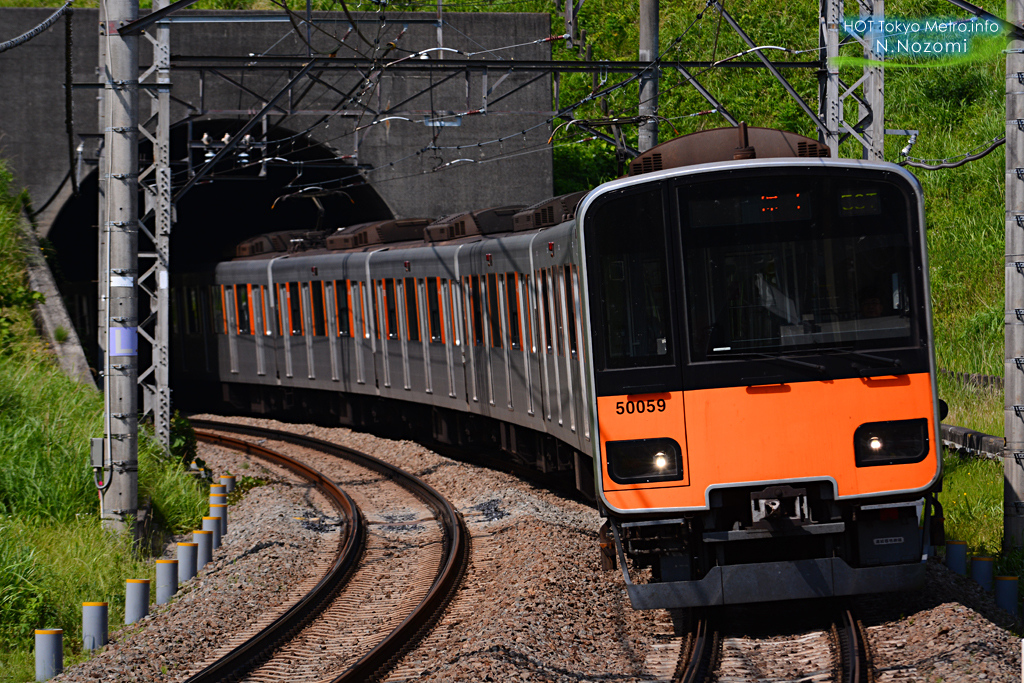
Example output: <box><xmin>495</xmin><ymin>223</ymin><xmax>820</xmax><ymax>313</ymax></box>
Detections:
<box><xmin>615</xmin><ymin>399</ymin><xmax>667</xmax><ymax>415</ymax></box>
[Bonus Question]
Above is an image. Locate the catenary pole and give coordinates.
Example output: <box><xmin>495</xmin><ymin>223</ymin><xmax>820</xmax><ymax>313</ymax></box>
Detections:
<box><xmin>638</xmin><ymin>0</ymin><xmax>659</xmax><ymax>152</ymax></box>
<box><xmin>99</xmin><ymin>0</ymin><xmax>140</xmax><ymax>537</ymax></box>
<box><xmin>1006</xmin><ymin>0</ymin><xmax>1024</xmax><ymax>550</ymax></box>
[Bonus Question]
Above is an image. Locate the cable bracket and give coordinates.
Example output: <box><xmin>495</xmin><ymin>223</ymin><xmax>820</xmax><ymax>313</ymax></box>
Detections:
<box><xmin>110</xmin><ymin>413</ymin><xmax>132</xmax><ymax>419</ymax></box>
<box><xmin>1016</xmin><ymin>215</ymin><xmax>1024</xmax><ymax>228</ymax></box>
<box><xmin>1015</xmin><ymin>358</ymin><xmax>1024</xmax><ymax>371</ymax></box>
<box><xmin>1017</xmin><ymin>168</ymin><xmax>1024</xmax><ymax>181</ymax></box>
<box><xmin>105</xmin><ymin>126</ymin><xmax>138</xmax><ymax>133</ymax></box>
<box><xmin>1018</xmin><ymin>72</ymin><xmax>1024</xmax><ymax>84</ymax></box>
<box><xmin>1016</xmin><ymin>308</ymin><xmax>1024</xmax><ymax>322</ymax></box>
<box><xmin>1016</xmin><ymin>120</ymin><xmax>1024</xmax><ymax>132</ymax></box>
<box><xmin>1013</xmin><ymin>453</ymin><xmax>1024</xmax><ymax>469</ymax></box>
<box><xmin>104</xmin><ymin>172</ymin><xmax>138</xmax><ymax>180</ymax></box>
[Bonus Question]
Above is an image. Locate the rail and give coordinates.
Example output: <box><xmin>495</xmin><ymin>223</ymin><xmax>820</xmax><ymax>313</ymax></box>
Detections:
<box><xmin>188</xmin><ymin>419</ymin><xmax>470</xmax><ymax>683</ymax></box>
<box><xmin>184</xmin><ymin>429</ymin><xmax>364</xmax><ymax>683</ymax></box>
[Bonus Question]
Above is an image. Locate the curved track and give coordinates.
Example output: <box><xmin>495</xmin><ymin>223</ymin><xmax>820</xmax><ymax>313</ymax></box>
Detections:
<box><xmin>672</xmin><ymin>604</ymin><xmax>873</xmax><ymax>683</ymax></box>
<box><xmin>186</xmin><ymin>420</ymin><xmax>470</xmax><ymax>683</ymax></box>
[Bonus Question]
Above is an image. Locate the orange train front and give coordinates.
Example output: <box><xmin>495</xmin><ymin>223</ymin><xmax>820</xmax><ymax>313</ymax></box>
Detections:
<box><xmin>577</xmin><ymin>135</ymin><xmax>942</xmax><ymax>608</ymax></box>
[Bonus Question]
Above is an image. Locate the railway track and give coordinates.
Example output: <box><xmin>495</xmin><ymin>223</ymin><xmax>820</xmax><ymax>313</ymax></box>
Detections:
<box><xmin>186</xmin><ymin>420</ymin><xmax>470</xmax><ymax>683</ymax></box>
<box><xmin>663</xmin><ymin>603</ymin><xmax>873</xmax><ymax>683</ymax></box>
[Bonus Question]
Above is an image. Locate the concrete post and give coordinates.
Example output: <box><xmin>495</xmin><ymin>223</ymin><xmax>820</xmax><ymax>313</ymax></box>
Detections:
<box><xmin>194</xmin><ymin>529</ymin><xmax>213</xmax><ymax>570</ymax></box>
<box><xmin>996</xmin><ymin>576</ymin><xmax>1019</xmax><ymax>616</ymax></box>
<box><xmin>99</xmin><ymin>0</ymin><xmax>140</xmax><ymax>537</ymax></box>
<box><xmin>34</xmin><ymin>630</ymin><xmax>62</xmax><ymax>681</ymax></box>
<box><xmin>82</xmin><ymin>602</ymin><xmax>108</xmax><ymax>650</ymax></box>
<box><xmin>210</xmin><ymin>484</ymin><xmax>226</xmax><ymax>497</ymax></box>
<box><xmin>155</xmin><ymin>559</ymin><xmax>177</xmax><ymax>604</ymax></box>
<box><xmin>210</xmin><ymin>504</ymin><xmax>228</xmax><ymax>535</ymax></box>
<box><xmin>637</xmin><ymin>0</ymin><xmax>659</xmax><ymax>152</ymax></box>
<box><xmin>125</xmin><ymin>579</ymin><xmax>150</xmax><ymax>624</ymax></box>
<box><xmin>972</xmin><ymin>556</ymin><xmax>994</xmax><ymax>591</ymax></box>
<box><xmin>219</xmin><ymin>475</ymin><xmax>236</xmax><ymax>493</ymax></box>
<box><xmin>1006</xmin><ymin>0</ymin><xmax>1024</xmax><ymax>550</ymax></box>
<box><xmin>202</xmin><ymin>516</ymin><xmax>222</xmax><ymax>549</ymax></box>
<box><xmin>945</xmin><ymin>540</ymin><xmax>967</xmax><ymax>575</ymax></box>
<box><xmin>177</xmin><ymin>542</ymin><xmax>198</xmax><ymax>583</ymax></box>
<box><xmin>209</xmin><ymin>493</ymin><xmax>227</xmax><ymax>507</ymax></box>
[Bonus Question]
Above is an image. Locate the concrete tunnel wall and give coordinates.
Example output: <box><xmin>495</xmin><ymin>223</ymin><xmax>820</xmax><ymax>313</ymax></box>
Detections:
<box><xmin>0</xmin><ymin>8</ymin><xmax>554</xmax><ymax>235</ymax></box>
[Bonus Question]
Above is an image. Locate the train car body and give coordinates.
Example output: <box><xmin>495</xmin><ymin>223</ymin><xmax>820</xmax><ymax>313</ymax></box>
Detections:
<box><xmin>172</xmin><ymin>126</ymin><xmax>942</xmax><ymax>610</ymax></box>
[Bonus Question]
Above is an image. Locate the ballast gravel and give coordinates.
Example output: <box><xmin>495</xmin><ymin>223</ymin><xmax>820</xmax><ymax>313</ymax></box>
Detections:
<box><xmin>53</xmin><ymin>442</ymin><xmax>339</xmax><ymax>683</ymax></box>
<box><xmin>55</xmin><ymin>414</ymin><xmax>1024</xmax><ymax>682</ymax></box>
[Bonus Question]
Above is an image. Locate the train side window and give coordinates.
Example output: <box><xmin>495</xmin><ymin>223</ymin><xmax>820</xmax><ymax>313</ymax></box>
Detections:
<box><xmin>259</xmin><ymin>286</ymin><xmax>271</xmax><ymax>335</ymax></box>
<box><xmin>428</xmin><ymin>277</ymin><xmax>443</xmax><ymax>342</ymax></box>
<box><xmin>564</xmin><ymin>265</ymin><xmax>577</xmax><ymax>357</ymax></box>
<box><xmin>469</xmin><ymin>275</ymin><xmax>484</xmax><ymax>345</ymax></box>
<box><xmin>276</xmin><ymin>284</ymin><xmax>286</xmax><ymax>336</ymax></box>
<box><xmin>506</xmin><ymin>273</ymin><xmax>522</xmax><ymax>349</ymax></box>
<box><xmin>439</xmin><ymin>278</ymin><xmax>449</xmax><ymax>344</ymax></box>
<box><xmin>586</xmin><ymin>186</ymin><xmax>672</xmax><ymax>369</ymax></box>
<box><xmin>170</xmin><ymin>289</ymin><xmax>180</xmax><ymax>335</ymax></box>
<box><xmin>288</xmin><ymin>282</ymin><xmax>303</xmax><ymax>336</ymax></box>
<box><xmin>487</xmin><ymin>273</ymin><xmax>502</xmax><ymax>348</ymax></box>
<box><xmin>405</xmin><ymin>277</ymin><xmax>420</xmax><ymax>342</ymax></box>
<box><xmin>521</xmin><ymin>274</ymin><xmax>532</xmax><ymax>352</ymax></box>
<box><xmin>184</xmin><ymin>288</ymin><xmax>197</xmax><ymax>335</ymax></box>
<box><xmin>538</xmin><ymin>270</ymin><xmax>552</xmax><ymax>353</ymax></box>
<box><xmin>385</xmin><ymin>279</ymin><xmax>399</xmax><ymax>340</ymax></box>
<box><xmin>214</xmin><ymin>285</ymin><xmax>226</xmax><ymax>334</ymax></box>
<box><xmin>310</xmin><ymin>281</ymin><xmax>326</xmax><ymax>336</ymax></box>
<box><xmin>549</xmin><ymin>268</ymin><xmax>564</xmax><ymax>356</ymax></box>
<box><xmin>449</xmin><ymin>279</ymin><xmax>461</xmax><ymax>345</ymax></box>
<box><xmin>335</xmin><ymin>280</ymin><xmax>351</xmax><ymax>337</ymax></box>
<box><xmin>371</xmin><ymin>281</ymin><xmax>382</xmax><ymax>340</ymax></box>
<box><xmin>237</xmin><ymin>285</ymin><xmax>253</xmax><ymax>335</ymax></box>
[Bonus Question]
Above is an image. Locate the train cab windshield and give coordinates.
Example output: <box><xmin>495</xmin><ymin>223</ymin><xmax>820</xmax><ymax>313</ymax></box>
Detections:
<box><xmin>584</xmin><ymin>167</ymin><xmax>926</xmax><ymax>395</ymax></box>
<box><xmin>681</xmin><ymin>174</ymin><xmax>919</xmax><ymax>362</ymax></box>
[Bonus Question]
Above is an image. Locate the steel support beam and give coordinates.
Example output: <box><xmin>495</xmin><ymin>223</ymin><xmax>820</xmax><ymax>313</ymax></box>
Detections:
<box><xmin>819</xmin><ymin>0</ymin><xmax>841</xmax><ymax>156</ymax></box>
<box><xmin>1005</xmin><ymin>0</ymin><xmax>1024</xmax><ymax>550</ymax></box>
<box><xmin>858</xmin><ymin>0</ymin><xmax>884</xmax><ymax>161</ymax></box>
<box><xmin>137</xmin><ymin>0</ymin><xmax>172</xmax><ymax>447</ymax></box>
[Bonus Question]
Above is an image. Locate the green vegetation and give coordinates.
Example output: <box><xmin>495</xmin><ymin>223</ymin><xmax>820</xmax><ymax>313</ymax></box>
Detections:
<box><xmin>0</xmin><ymin>162</ymin><xmax>207</xmax><ymax>680</ymax></box>
<box><xmin>941</xmin><ymin>451</ymin><xmax>1002</xmax><ymax>557</ymax></box>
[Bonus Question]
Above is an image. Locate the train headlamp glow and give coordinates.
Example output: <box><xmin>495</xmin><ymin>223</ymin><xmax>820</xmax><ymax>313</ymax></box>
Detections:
<box><xmin>605</xmin><ymin>438</ymin><xmax>684</xmax><ymax>485</ymax></box>
<box><xmin>854</xmin><ymin>419</ymin><xmax>929</xmax><ymax>467</ymax></box>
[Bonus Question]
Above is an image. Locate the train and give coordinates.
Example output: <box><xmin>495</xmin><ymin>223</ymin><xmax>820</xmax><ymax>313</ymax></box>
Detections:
<box><xmin>172</xmin><ymin>124</ymin><xmax>945</xmax><ymax>609</ymax></box>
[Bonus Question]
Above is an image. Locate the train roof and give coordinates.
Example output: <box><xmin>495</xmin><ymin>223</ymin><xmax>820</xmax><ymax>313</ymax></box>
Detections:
<box><xmin>230</xmin><ymin>125</ymin><xmax>835</xmax><ymax>261</ymax></box>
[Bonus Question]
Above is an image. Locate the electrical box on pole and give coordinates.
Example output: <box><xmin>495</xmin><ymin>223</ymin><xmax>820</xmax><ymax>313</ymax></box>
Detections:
<box><xmin>97</xmin><ymin>0</ymin><xmax>140</xmax><ymax>537</ymax></box>
<box><xmin>1005</xmin><ymin>0</ymin><xmax>1024</xmax><ymax>550</ymax></box>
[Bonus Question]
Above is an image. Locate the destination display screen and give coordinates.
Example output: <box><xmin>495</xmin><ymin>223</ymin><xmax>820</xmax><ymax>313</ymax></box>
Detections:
<box><xmin>689</xmin><ymin>191</ymin><xmax>812</xmax><ymax>228</ymax></box>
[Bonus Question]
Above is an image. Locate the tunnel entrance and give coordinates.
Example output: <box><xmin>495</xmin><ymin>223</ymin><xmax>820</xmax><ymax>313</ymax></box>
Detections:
<box><xmin>48</xmin><ymin>119</ymin><xmax>393</xmax><ymax>376</ymax></box>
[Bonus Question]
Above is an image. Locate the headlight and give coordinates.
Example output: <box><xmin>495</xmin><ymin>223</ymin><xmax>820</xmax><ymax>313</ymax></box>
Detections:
<box><xmin>605</xmin><ymin>437</ymin><xmax>684</xmax><ymax>484</ymax></box>
<box><xmin>854</xmin><ymin>418</ymin><xmax>929</xmax><ymax>467</ymax></box>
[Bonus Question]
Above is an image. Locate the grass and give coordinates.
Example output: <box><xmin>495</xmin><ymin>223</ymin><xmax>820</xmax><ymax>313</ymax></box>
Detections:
<box><xmin>0</xmin><ymin>161</ymin><xmax>208</xmax><ymax>679</ymax></box>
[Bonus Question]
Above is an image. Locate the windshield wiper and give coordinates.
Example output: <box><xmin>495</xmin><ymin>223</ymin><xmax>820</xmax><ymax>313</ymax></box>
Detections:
<box><xmin>730</xmin><ymin>352</ymin><xmax>826</xmax><ymax>374</ymax></box>
<box><xmin>825</xmin><ymin>349</ymin><xmax>902</xmax><ymax>372</ymax></box>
